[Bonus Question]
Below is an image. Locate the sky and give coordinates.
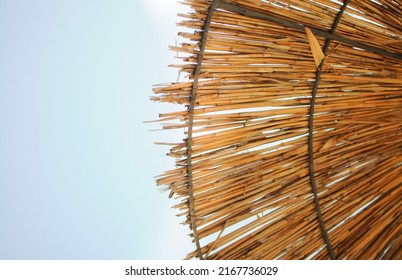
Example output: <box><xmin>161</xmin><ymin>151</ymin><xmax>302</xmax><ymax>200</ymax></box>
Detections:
<box><xmin>0</xmin><ymin>0</ymin><xmax>195</xmax><ymax>259</ymax></box>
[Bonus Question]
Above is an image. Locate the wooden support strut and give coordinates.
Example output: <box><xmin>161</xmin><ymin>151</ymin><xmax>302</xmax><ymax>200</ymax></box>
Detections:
<box><xmin>216</xmin><ymin>0</ymin><xmax>402</xmax><ymax>61</ymax></box>
<box><xmin>186</xmin><ymin>0</ymin><xmax>219</xmax><ymax>260</ymax></box>
<box><xmin>307</xmin><ymin>0</ymin><xmax>352</xmax><ymax>261</ymax></box>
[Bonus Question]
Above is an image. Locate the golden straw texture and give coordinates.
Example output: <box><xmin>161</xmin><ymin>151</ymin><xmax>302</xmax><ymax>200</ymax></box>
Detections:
<box><xmin>153</xmin><ymin>0</ymin><xmax>402</xmax><ymax>259</ymax></box>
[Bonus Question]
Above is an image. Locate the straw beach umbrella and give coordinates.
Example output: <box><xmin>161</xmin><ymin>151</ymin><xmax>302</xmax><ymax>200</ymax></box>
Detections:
<box><xmin>152</xmin><ymin>0</ymin><xmax>402</xmax><ymax>259</ymax></box>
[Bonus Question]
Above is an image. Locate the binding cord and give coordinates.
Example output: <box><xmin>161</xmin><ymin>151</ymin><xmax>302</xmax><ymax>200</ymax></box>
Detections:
<box><xmin>186</xmin><ymin>0</ymin><xmax>218</xmax><ymax>260</ymax></box>
<box><xmin>308</xmin><ymin>0</ymin><xmax>351</xmax><ymax>260</ymax></box>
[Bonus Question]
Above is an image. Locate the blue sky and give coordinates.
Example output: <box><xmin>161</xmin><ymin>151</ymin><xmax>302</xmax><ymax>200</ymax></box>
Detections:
<box><xmin>0</xmin><ymin>0</ymin><xmax>194</xmax><ymax>259</ymax></box>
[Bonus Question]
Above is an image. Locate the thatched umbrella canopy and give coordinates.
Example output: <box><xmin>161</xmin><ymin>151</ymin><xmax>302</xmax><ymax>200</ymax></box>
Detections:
<box><xmin>152</xmin><ymin>0</ymin><xmax>402</xmax><ymax>259</ymax></box>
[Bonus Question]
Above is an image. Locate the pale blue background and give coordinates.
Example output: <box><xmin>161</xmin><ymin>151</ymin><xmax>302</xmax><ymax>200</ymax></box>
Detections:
<box><xmin>0</xmin><ymin>0</ymin><xmax>194</xmax><ymax>259</ymax></box>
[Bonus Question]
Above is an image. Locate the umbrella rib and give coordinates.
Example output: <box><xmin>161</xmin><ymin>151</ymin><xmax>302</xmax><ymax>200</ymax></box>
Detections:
<box><xmin>216</xmin><ymin>0</ymin><xmax>402</xmax><ymax>61</ymax></box>
<box><xmin>307</xmin><ymin>0</ymin><xmax>351</xmax><ymax>261</ymax></box>
<box><xmin>186</xmin><ymin>0</ymin><xmax>219</xmax><ymax>260</ymax></box>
